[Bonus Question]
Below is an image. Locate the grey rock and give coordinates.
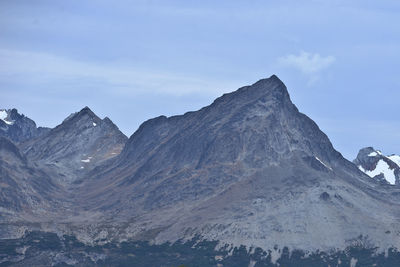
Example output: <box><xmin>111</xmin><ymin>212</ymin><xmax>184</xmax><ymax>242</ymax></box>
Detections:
<box><xmin>20</xmin><ymin>107</ymin><xmax>128</xmax><ymax>183</ymax></box>
<box><xmin>0</xmin><ymin>108</ymin><xmax>50</xmax><ymax>143</ymax></box>
<box><xmin>0</xmin><ymin>137</ymin><xmax>65</xmax><ymax>220</ymax></box>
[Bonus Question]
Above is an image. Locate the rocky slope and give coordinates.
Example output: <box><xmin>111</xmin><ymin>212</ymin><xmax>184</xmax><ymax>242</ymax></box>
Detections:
<box><xmin>354</xmin><ymin>147</ymin><xmax>400</xmax><ymax>185</ymax></box>
<box><xmin>0</xmin><ymin>137</ymin><xmax>66</xmax><ymax>224</ymax></box>
<box><xmin>0</xmin><ymin>109</ymin><xmax>50</xmax><ymax>143</ymax></box>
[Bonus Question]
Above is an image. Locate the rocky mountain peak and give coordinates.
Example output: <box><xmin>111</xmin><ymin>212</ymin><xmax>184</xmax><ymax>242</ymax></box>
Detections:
<box><xmin>62</xmin><ymin>106</ymin><xmax>99</xmax><ymax>125</ymax></box>
<box><xmin>21</xmin><ymin>107</ymin><xmax>127</xmax><ymax>182</ymax></box>
<box><xmin>354</xmin><ymin>147</ymin><xmax>400</xmax><ymax>185</ymax></box>
<box><xmin>86</xmin><ymin>75</ymin><xmax>353</xmax><ymax>223</ymax></box>
<box><xmin>121</xmin><ymin>75</ymin><xmax>336</xmax><ymax>169</ymax></box>
<box><xmin>209</xmin><ymin>75</ymin><xmax>291</xmax><ymax>112</ymax></box>
<box><xmin>0</xmin><ymin>108</ymin><xmax>50</xmax><ymax>143</ymax></box>
<box><xmin>77</xmin><ymin>106</ymin><xmax>97</xmax><ymax>118</ymax></box>
<box><xmin>8</xmin><ymin>108</ymin><xmax>24</xmax><ymax>120</ymax></box>
<box><xmin>253</xmin><ymin>74</ymin><xmax>289</xmax><ymax>98</ymax></box>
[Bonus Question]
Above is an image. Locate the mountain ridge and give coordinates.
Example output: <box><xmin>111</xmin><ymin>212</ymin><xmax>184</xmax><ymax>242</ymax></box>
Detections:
<box><xmin>2</xmin><ymin>75</ymin><xmax>400</xmax><ymax>265</ymax></box>
<box><xmin>19</xmin><ymin>106</ymin><xmax>128</xmax><ymax>183</ymax></box>
<box><xmin>0</xmin><ymin>108</ymin><xmax>50</xmax><ymax>143</ymax></box>
<box><xmin>61</xmin><ymin>75</ymin><xmax>400</xmax><ymax>253</ymax></box>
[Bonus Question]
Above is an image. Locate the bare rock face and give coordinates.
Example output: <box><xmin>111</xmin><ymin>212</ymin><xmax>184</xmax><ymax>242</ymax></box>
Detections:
<box><xmin>20</xmin><ymin>107</ymin><xmax>128</xmax><ymax>183</ymax></box>
<box><xmin>0</xmin><ymin>108</ymin><xmax>50</xmax><ymax>143</ymax></box>
<box><xmin>354</xmin><ymin>147</ymin><xmax>400</xmax><ymax>185</ymax></box>
<box><xmin>80</xmin><ymin>76</ymin><xmax>346</xmax><ymax>210</ymax></box>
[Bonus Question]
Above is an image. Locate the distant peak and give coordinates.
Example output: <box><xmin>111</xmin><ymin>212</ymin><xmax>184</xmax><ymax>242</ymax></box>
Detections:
<box><xmin>79</xmin><ymin>106</ymin><xmax>94</xmax><ymax>114</ymax></box>
<box><xmin>102</xmin><ymin>116</ymin><xmax>115</xmax><ymax>126</ymax></box>
<box><xmin>252</xmin><ymin>74</ymin><xmax>283</xmax><ymax>84</ymax></box>
<box><xmin>354</xmin><ymin>147</ymin><xmax>381</xmax><ymax>161</ymax></box>
<box><xmin>252</xmin><ymin>74</ymin><xmax>286</xmax><ymax>90</ymax></box>
<box><xmin>269</xmin><ymin>74</ymin><xmax>283</xmax><ymax>83</ymax></box>
<box><xmin>62</xmin><ymin>106</ymin><xmax>99</xmax><ymax>124</ymax></box>
<box><xmin>354</xmin><ymin>147</ymin><xmax>399</xmax><ymax>185</ymax></box>
<box><xmin>10</xmin><ymin>108</ymin><xmax>19</xmax><ymax>114</ymax></box>
<box><xmin>359</xmin><ymin>147</ymin><xmax>377</xmax><ymax>154</ymax></box>
<box><xmin>74</xmin><ymin>106</ymin><xmax>98</xmax><ymax>118</ymax></box>
<box><xmin>248</xmin><ymin>74</ymin><xmax>290</xmax><ymax>102</ymax></box>
<box><xmin>208</xmin><ymin>75</ymin><xmax>293</xmax><ymax>114</ymax></box>
<box><xmin>0</xmin><ymin>109</ymin><xmax>15</xmax><ymax>125</ymax></box>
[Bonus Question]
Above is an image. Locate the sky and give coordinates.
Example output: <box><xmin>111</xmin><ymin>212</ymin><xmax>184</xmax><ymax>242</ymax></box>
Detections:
<box><xmin>0</xmin><ymin>0</ymin><xmax>399</xmax><ymax>160</ymax></box>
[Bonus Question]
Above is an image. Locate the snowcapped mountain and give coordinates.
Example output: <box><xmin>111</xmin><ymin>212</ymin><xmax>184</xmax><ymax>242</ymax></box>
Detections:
<box><xmin>0</xmin><ymin>108</ymin><xmax>50</xmax><ymax>143</ymax></box>
<box><xmin>353</xmin><ymin>147</ymin><xmax>400</xmax><ymax>185</ymax></box>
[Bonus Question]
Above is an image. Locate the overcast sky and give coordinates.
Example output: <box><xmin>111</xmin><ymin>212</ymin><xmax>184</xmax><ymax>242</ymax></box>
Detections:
<box><xmin>1</xmin><ymin>0</ymin><xmax>399</xmax><ymax>159</ymax></box>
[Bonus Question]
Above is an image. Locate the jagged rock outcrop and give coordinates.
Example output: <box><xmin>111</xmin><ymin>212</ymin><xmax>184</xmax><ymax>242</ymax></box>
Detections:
<box><xmin>354</xmin><ymin>147</ymin><xmax>400</xmax><ymax>185</ymax></box>
<box><xmin>0</xmin><ymin>109</ymin><xmax>50</xmax><ymax>143</ymax></box>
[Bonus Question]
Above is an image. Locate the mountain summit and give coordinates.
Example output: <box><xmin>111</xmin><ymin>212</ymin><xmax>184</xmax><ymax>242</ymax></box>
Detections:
<box><xmin>354</xmin><ymin>147</ymin><xmax>400</xmax><ymax>185</ymax></box>
<box><xmin>72</xmin><ymin>75</ymin><xmax>400</xmax><ymax>253</ymax></box>
<box><xmin>0</xmin><ymin>108</ymin><xmax>50</xmax><ymax>143</ymax></box>
<box><xmin>21</xmin><ymin>106</ymin><xmax>127</xmax><ymax>182</ymax></box>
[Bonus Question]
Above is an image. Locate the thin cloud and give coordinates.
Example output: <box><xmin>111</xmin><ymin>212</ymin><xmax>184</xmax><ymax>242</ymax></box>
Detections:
<box><xmin>0</xmin><ymin>49</ymin><xmax>238</xmax><ymax>96</ymax></box>
<box><xmin>278</xmin><ymin>51</ymin><xmax>336</xmax><ymax>74</ymax></box>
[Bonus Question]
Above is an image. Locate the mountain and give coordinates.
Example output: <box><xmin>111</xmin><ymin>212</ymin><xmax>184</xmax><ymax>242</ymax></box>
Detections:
<box><xmin>354</xmin><ymin>147</ymin><xmax>400</xmax><ymax>185</ymax></box>
<box><xmin>0</xmin><ymin>108</ymin><xmax>50</xmax><ymax>143</ymax></box>
<box><xmin>2</xmin><ymin>76</ymin><xmax>400</xmax><ymax>266</ymax></box>
<box><xmin>20</xmin><ymin>107</ymin><xmax>128</xmax><ymax>183</ymax></box>
<box><xmin>71</xmin><ymin>75</ymin><xmax>400</xmax><ymax>254</ymax></box>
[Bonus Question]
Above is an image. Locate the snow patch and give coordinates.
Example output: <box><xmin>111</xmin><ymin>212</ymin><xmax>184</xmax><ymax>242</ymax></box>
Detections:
<box><xmin>269</xmin><ymin>248</ymin><xmax>282</xmax><ymax>264</ymax></box>
<box><xmin>92</xmin><ymin>122</ymin><xmax>97</xmax><ymax>126</ymax></box>
<box><xmin>81</xmin><ymin>156</ymin><xmax>93</xmax><ymax>163</ymax></box>
<box><xmin>368</xmin><ymin>152</ymin><xmax>378</xmax><ymax>157</ymax></box>
<box><xmin>350</xmin><ymin>257</ymin><xmax>358</xmax><ymax>267</ymax></box>
<box><xmin>0</xmin><ymin>110</ymin><xmax>7</xmax><ymax>120</ymax></box>
<box><xmin>315</xmin><ymin>156</ymin><xmax>332</xmax><ymax>171</ymax></box>
<box><xmin>388</xmin><ymin>155</ymin><xmax>400</xmax><ymax>168</ymax></box>
<box><xmin>362</xmin><ymin>159</ymin><xmax>396</xmax><ymax>185</ymax></box>
<box><xmin>0</xmin><ymin>110</ymin><xmax>14</xmax><ymax>125</ymax></box>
